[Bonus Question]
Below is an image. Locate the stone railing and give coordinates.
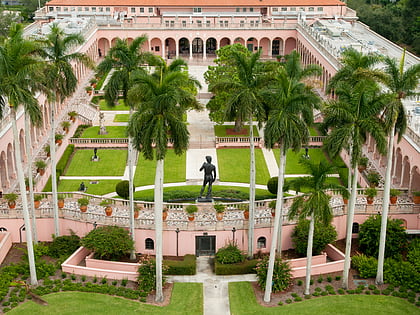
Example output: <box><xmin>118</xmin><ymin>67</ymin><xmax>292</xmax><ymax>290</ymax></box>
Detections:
<box><xmin>69</xmin><ymin>138</ymin><xmax>129</xmax><ymax>145</ymax></box>
<box><xmin>405</xmin><ymin>126</ymin><xmax>420</xmax><ymax>150</ymax></box>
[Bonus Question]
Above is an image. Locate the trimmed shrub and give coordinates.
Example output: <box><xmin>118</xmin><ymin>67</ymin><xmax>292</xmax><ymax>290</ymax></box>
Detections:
<box><xmin>407</xmin><ymin>239</ymin><xmax>420</xmax><ymax>273</ymax></box>
<box><xmin>255</xmin><ymin>256</ymin><xmax>292</xmax><ymax>293</ymax></box>
<box><xmin>267</xmin><ymin>177</ymin><xmax>278</xmax><ymax>195</ymax></box>
<box><xmin>164</xmin><ymin>255</ymin><xmax>196</xmax><ymax>275</ymax></box>
<box><xmin>115</xmin><ymin>180</ymin><xmax>134</xmax><ymax>200</ymax></box>
<box><xmin>291</xmin><ymin>219</ymin><xmax>337</xmax><ymax>256</ymax></box>
<box><xmin>384</xmin><ymin>258</ymin><xmax>420</xmax><ymax>290</ymax></box>
<box><xmin>138</xmin><ymin>256</ymin><xmax>168</xmax><ymax>294</ymax></box>
<box><xmin>351</xmin><ymin>254</ymin><xmax>378</xmax><ymax>278</ymax></box>
<box><xmin>48</xmin><ymin>232</ymin><xmax>80</xmax><ymax>258</ymax></box>
<box><xmin>43</xmin><ymin>144</ymin><xmax>75</xmax><ymax>191</ymax></box>
<box><xmin>215</xmin><ymin>259</ymin><xmax>257</xmax><ymax>275</ymax></box>
<box><xmin>81</xmin><ymin>225</ymin><xmax>134</xmax><ymax>260</ymax></box>
<box><xmin>215</xmin><ymin>242</ymin><xmax>244</xmax><ymax>264</ymax></box>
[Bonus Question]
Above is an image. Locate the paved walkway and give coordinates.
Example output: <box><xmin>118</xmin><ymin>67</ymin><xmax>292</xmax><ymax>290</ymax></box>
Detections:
<box><xmin>167</xmin><ymin>256</ymin><xmax>257</xmax><ymax>315</ymax></box>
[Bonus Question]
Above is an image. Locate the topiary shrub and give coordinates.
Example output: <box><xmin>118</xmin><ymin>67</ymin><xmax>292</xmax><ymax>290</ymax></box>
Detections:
<box><xmin>215</xmin><ymin>259</ymin><xmax>258</xmax><ymax>275</ymax></box>
<box><xmin>115</xmin><ymin>180</ymin><xmax>135</xmax><ymax>199</ymax></box>
<box><xmin>267</xmin><ymin>177</ymin><xmax>278</xmax><ymax>195</ymax></box>
<box><xmin>255</xmin><ymin>256</ymin><xmax>292</xmax><ymax>293</ymax></box>
<box><xmin>81</xmin><ymin>226</ymin><xmax>134</xmax><ymax>260</ymax></box>
<box><xmin>215</xmin><ymin>241</ymin><xmax>244</xmax><ymax>264</ymax></box>
<box><xmin>358</xmin><ymin>215</ymin><xmax>407</xmax><ymax>259</ymax></box>
<box><xmin>164</xmin><ymin>255</ymin><xmax>196</xmax><ymax>275</ymax></box>
<box><xmin>291</xmin><ymin>219</ymin><xmax>337</xmax><ymax>256</ymax></box>
<box><xmin>351</xmin><ymin>254</ymin><xmax>378</xmax><ymax>278</ymax></box>
<box><xmin>48</xmin><ymin>231</ymin><xmax>81</xmax><ymax>258</ymax></box>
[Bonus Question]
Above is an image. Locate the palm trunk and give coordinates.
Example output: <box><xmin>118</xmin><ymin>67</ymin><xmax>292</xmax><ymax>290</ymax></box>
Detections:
<box><xmin>128</xmin><ymin>108</ymin><xmax>136</xmax><ymax>260</ymax></box>
<box><xmin>25</xmin><ymin>114</ymin><xmax>38</xmax><ymax>243</ymax></box>
<box><xmin>50</xmin><ymin>101</ymin><xmax>59</xmax><ymax>236</ymax></box>
<box><xmin>305</xmin><ymin>216</ymin><xmax>315</xmax><ymax>295</ymax></box>
<box><xmin>376</xmin><ymin>124</ymin><xmax>395</xmax><ymax>284</ymax></box>
<box><xmin>155</xmin><ymin>159</ymin><xmax>164</xmax><ymax>302</ymax></box>
<box><xmin>264</xmin><ymin>143</ymin><xmax>286</xmax><ymax>302</ymax></box>
<box><xmin>248</xmin><ymin>116</ymin><xmax>256</xmax><ymax>258</ymax></box>
<box><xmin>342</xmin><ymin>166</ymin><xmax>358</xmax><ymax>289</ymax></box>
<box><xmin>347</xmin><ymin>143</ymin><xmax>353</xmax><ymax>195</ymax></box>
<box><xmin>11</xmin><ymin>108</ymin><xmax>38</xmax><ymax>285</ymax></box>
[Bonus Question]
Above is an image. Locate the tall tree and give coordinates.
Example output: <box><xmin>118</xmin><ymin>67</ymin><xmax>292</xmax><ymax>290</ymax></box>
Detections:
<box><xmin>127</xmin><ymin>58</ymin><xmax>201</xmax><ymax>302</ymax></box>
<box><xmin>263</xmin><ymin>51</ymin><xmax>321</xmax><ymax>302</ymax></box>
<box><xmin>287</xmin><ymin>159</ymin><xmax>346</xmax><ymax>295</ymax></box>
<box><xmin>323</xmin><ymin>81</ymin><xmax>390</xmax><ymax>289</ymax></box>
<box><xmin>42</xmin><ymin>23</ymin><xmax>92</xmax><ymax>236</ymax></box>
<box><xmin>208</xmin><ymin>48</ymin><xmax>270</xmax><ymax>258</ymax></box>
<box><xmin>0</xmin><ymin>23</ymin><xmax>44</xmax><ymax>285</ymax></box>
<box><xmin>97</xmin><ymin>36</ymin><xmax>153</xmax><ymax>258</ymax></box>
<box><xmin>376</xmin><ymin>51</ymin><xmax>420</xmax><ymax>284</ymax></box>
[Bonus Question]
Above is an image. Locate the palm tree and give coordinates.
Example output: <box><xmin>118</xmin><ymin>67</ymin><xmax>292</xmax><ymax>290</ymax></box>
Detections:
<box><xmin>209</xmin><ymin>49</ymin><xmax>270</xmax><ymax>258</ymax></box>
<box><xmin>322</xmin><ymin>81</ymin><xmax>390</xmax><ymax>289</ymax></box>
<box><xmin>376</xmin><ymin>51</ymin><xmax>420</xmax><ymax>284</ymax></box>
<box><xmin>0</xmin><ymin>23</ymin><xmax>44</xmax><ymax>285</ymax></box>
<box><xmin>287</xmin><ymin>159</ymin><xmax>347</xmax><ymax>296</ymax></box>
<box><xmin>263</xmin><ymin>51</ymin><xmax>321</xmax><ymax>302</ymax></box>
<box><xmin>127</xmin><ymin>59</ymin><xmax>201</xmax><ymax>302</ymax></box>
<box><xmin>42</xmin><ymin>23</ymin><xmax>93</xmax><ymax>236</ymax></box>
<box><xmin>97</xmin><ymin>36</ymin><xmax>153</xmax><ymax>258</ymax></box>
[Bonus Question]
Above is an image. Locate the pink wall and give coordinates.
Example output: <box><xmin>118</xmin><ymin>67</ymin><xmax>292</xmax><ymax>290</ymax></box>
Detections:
<box><xmin>0</xmin><ymin>232</ymin><xmax>12</xmax><ymax>265</ymax></box>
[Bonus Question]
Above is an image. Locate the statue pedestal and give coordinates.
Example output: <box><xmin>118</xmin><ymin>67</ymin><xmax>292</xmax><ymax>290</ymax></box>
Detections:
<box><xmin>91</xmin><ymin>156</ymin><xmax>100</xmax><ymax>162</ymax></box>
<box><xmin>197</xmin><ymin>197</ymin><xmax>213</xmax><ymax>203</ymax></box>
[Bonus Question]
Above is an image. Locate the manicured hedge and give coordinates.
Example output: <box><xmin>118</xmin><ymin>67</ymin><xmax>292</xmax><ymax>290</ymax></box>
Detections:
<box><xmin>164</xmin><ymin>255</ymin><xmax>196</xmax><ymax>275</ymax></box>
<box><xmin>215</xmin><ymin>259</ymin><xmax>258</xmax><ymax>275</ymax></box>
<box><xmin>43</xmin><ymin>144</ymin><xmax>75</xmax><ymax>191</ymax></box>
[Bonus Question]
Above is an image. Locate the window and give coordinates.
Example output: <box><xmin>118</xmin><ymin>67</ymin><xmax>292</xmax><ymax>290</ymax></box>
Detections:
<box><xmin>149</xmin><ymin>8</ymin><xmax>153</xmax><ymax>13</ymax></box>
<box><xmin>257</xmin><ymin>237</ymin><xmax>266</xmax><ymax>249</ymax></box>
<box><xmin>63</xmin><ymin>7</ymin><xmax>68</xmax><ymax>12</ymax></box>
<box><xmin>71</xmin><ymin>7</ymin><xmax>75</xmax><ymax>11</ymax></box>
<box><xmin>99</xmin><ymin>7</ymin><xmax>103</xmax><ymax>12</ymax></box>
<box><xmin>106</xmin><ymin>7</ymin><xmax>110</xmax><ymax>12</ymax></box>
<box><xmin>308</xmin><ymin>7</ymin><xmax>314</xmax><ymax>12</ymax></box>
<box><xmin>78</xmin><ymin>7</ymin><xmax>82</xmax><ymax>11</ymax></box>
<box><xmin>236</xmin><ymin>8</ymin><xmax>240</xmax><ymax>12</ymax></box>
<box><xmin>206</xmin><ymin>20</ymin><xmax>210</xmax><ymax>27</ymax></box>
<box><xmin>165</xmin><ymin>21</ymin><xmax>169</xmax><ymax>27</ymax></box>
<box><xmin>170</xmin><ymin>21</ymin><xmax>174</xmax><ymax>27</ymax></box>
<box><xmin>0</xmin><ymin>227</ymin><xmax>7</xmax><ymax>232</ymax></box>
<box><xmin>240</xmin><ymin>20</ymin><xmax>244</xmax><ymax>27</ymax></box>
<box><xmin>85</xmin><ymin>7</ymin><xmax>89</xmax><ymax>11</ymax></box>
<box><xmin>352</xmin><ymin>222</ymin><xmax>359</xmax><ymax>234</ymax></box>
<box><xmin>272</xmin><ymin>8</ymin><xmax>278</xmax><ymax>12</ymax></box>
<box><xmin>193</xmin><ymin>7</ymin><xmax>202</xmax><ymax>13</ymax></box>
<box><xmin>281</xmin><ymin>7</ymin><xmax>287</xmax><ymax>11</ymax></box>
<box><xmin>92</xmin><ymin>7</ymin><xmax>96</xmax><ymax>12</ymax></box>
<box><xmin>155</xmin><ymin>46</ymin><xmax>160</xmax><ymax>52</ymax></box>
<box><xmin>140</xmin><ymin>7</ymin><xmax>144</xmax><ymax>13</ymax></box>
<box><xmin>250</xmin><ymin>8</ymin><xmax>254</xmax><ymax>12</ymax></box>
<box><xmin>243</xmin><ymin>8</ymin><xmax>246</xmax><ymax>12</ymax></box>
<box><xmin>224</xmin><ymin>21</ymin><xmax>228</xmax><ymax>27</ymax></box>
<box><xmin>250</xmin><ymin>20</ymin><xmax>254</xmax><ymax>27</ymax></box>
<box><xmin>182</xmin><ymin>20</ymin><xmax>186</xmax><ymax>27</ymax></box>
<box><xmin>290</xmin><ymin>7</ymin><xmax>296</xmax><ymax>11</ymax></box>
<box><xmin>145</xmin><ymin>238</ymin><xmax>154</xmax><ymax>250</ymax></box>
<box><xmin>49</xmin><ymin>7</ymin><xmax>53</xmax><ymax>11</ymax></box>
<box><xmin>131</xmin><ymin>8</ymin><xmax>135</xmax><ymax>13</ymax></box>
<box><xmin>317</xmin><ymin>7</ymin><xmax>324</xmax><ymax>11</ymax></box>
<box><xmin>197</xmin><ymin>20</ymin><xmax>202</xmax><ymax>27</ymax></box>
<box><xmin>56</xmin><ymin>7</ymin><xmax>61</xmax><ymax>11</ymax></box>
<box><xmin>299</xmin><ymin>7</ymin><xmax>305</xmax><ymax>11</ymax></box>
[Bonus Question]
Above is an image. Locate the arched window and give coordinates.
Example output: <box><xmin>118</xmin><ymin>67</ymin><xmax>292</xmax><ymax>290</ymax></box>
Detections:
<box><xmin>145</xmin><ymin>238</ymin><xmax>154</xmax><ymax>250</ymax></box>
<box><xmin>0</xmin><ymin>227</ymin><xmax>7</xmax><ymax>232</ymax></box>
<box><xmin>257</xmin><ymin>237</ymin><xmax>266</xmax><ymax>249</ymax></box>
<box><xmin>352</xmin><ymin>222</ymin><xmax>359</xmax><ymax>234</ymax></box>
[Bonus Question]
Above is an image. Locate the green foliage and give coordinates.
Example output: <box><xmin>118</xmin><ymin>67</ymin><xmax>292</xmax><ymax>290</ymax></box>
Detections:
<box><xmin>137</xmin><ymin>256</ymin><xmax>168</xmax><ymax>293</ymax></box>
<box><xmin>384</xmin><ymin>258</ymin><xmax>420</xmax><ymax>290</ymax></box>
<box><xmin>255</xmin><ymin>256</ymin><xmax>292</xmax><ymax>293</ymax></box>
<box><xmin>351</xmin><ymin>254</ymin><xmax>378</xmax><ymax>278</ymax></box>
<box><xmin>185</xmin><ymin>205</ymin><xmax>198</xmax><ymax>215</ymax></box>
<box><xmin>358</xmin><ymin>215</ymin><xmax>407</xmax><ymax>258</ymax></box>
<box><xmin>367</xmin><ymin>171</ymin><xmax>381</xmax><ymax>187</ymax></box>
<box><xmin>407</xmin><ymin>239</ymin><xmax>420</xmax><ymax>272</ymax></box>
<box><xmin>72</xmin><ymin>125</ymin><xmax>90</xmax><ymax>138</ymax></box>
<box><xmin>215</xmin><ymin>242</ymin><xmax>244</xmax><ymax>264</ymax></box>
<box><xmin>267</xmin><ymin>177</ymin><xmax>278</xmax><ymax>195</ymax></box>
<box><xmin>48</xmin><ymin>232</ymin><xmax>81</xmax><ymax>259</ymax></box>
<box><xmin>43</xmin><ymin>144</ymin><xmax>75</xmax><ymax>191</ymax></box>
<box><xmin>215</xmin><ymin>259</ymin><xmax>258</xmax><ymax>275</ymax></box>
<box><xmin>291</xmin><ymin>219</ymin><xmax>337</xmax><ymax>256</ymax></box>
<box><xmin>115</xmin><ymin>180</ymin><xmax>134</xmax><ymax>199</ymax></box>
<box><xmin>81</xmin><ymin>226</ymin><xmax>134</xmax><ymax>260</ymax></box>
<box><xmin>213</xmin><ymin>203</ymin><xmax>226</xmax><ymax>213</ymax></box>
<box><xmin>164</xmin><ymin>255</ymin><xmax>196</xmax><ymax>275</ymax></box>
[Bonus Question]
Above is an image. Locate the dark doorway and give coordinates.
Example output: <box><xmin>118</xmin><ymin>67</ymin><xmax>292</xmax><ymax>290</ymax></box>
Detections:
<box><xmin>195</xmin><ymin>235</ymin><xmax>216</xmax><ymax>256</ymax></box>
<box><xmin>272</xmin><ymin>40</ymin><xmax>280</xmax><ymax>56</ymax></box>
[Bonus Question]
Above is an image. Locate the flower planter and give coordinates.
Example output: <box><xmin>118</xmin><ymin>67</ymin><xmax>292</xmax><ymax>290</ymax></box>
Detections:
<box><xmin>390</xmin><ymin>196</ymin><xmax>398</xmax><ymax>205</ymax></box>
<box><xmin>216</xmin><ymin>212</ymin><xmax>223</xmax><ymax>221</ymax></box>
<box><xmin>80</xmin><ymin>205</ymin><xmax>88</xmax><ymax>213</ymax></box>
<box><xmin>134</xmin><ymin>210</ymin><xmax>140</xmax><ymax>219</ymax></box>
<box><xmin>162</xmin><ymin>211</ymin><xmax>168</xmax><ymax>221</ymax></box>
<box><xmin>188</xmin><ymin>214</ymin><xmax>195</xmax><ymax>221</ymax></box>
<box><xmin>343</xmin><ymin>198</ymin><xmax>348</xmax><ymax>205</ymax></box>
<box><xmin>34</xmin><ymin>200</ymin><xmax>41</xmax><ymax>209</ymax></box>
<box><xmin>58</xmin><ymin>199</ymin><xmax>65</xmax><ymax>209</ymax></box>
<box><xmin>105</xmin><ymin>206</ymin><xmax>112</xmax><ymax>216</ymax></box>
<box><xmin>414</xmin><ymin>196</ymin><xmax>420</xmax><ymax>205</ymax></box>
<box><xmin>243</xmin><ymin>210</ymin><xmax>249</xmax><ymax>220</ymax></box>
<box><xmin>8</xmin><ymin>201</ymin><xmax>16</xmax><ymax>209</ymax></box>
<box><xmin>55</xmin><ymin>139</ymin><xmax>62</xmax><ymax>146</ymax></box>
<box><xmin>271</xmin><ymin>210</ymin><xmax>275</xmax><ymax>217</ymax></box>
<box><xmin>366</xmin><ymin>197</ymin><xmax>374</xmax><ymax>205</ymax></box>
<box><xmin>37</xmin><ymin>168</ymin><xmax>45</xmax><ymax>176</ymax></box>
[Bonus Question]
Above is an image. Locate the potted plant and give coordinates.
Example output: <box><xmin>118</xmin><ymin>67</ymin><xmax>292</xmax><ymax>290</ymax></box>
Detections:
<box><xmin>35</xmin><ymin>160</ymin><xmax>47</xmax><ymax>176</ymax></box>
<box><xmin>61</xmin><ymin>121</ymin><xmax>71</xmax><ymax>133</ymax></box>
<box><xmin>413</xmin><ymin>191</ymin><xmax>420</xmax><ymax>205</ymax></box>
<box><xmin>269</xmin><ymin>200</ymin><xmax>276</xmax><ymax>217</ymax></box>
<box><xmin>185</xmin><ymin>205</ymin><xmax>198</xmax><ymax>221</ymax></box>
<box><xmin>239</xmin><ymin>204</ymin><xmax>249</xmax><ymax>220</ymax></box>
<box><xmin>367</xmin><ymin>171</ymin><xmax>380</xmax><ymax>187</ymax></box>
<box><xmin>4</xmin><ymin>193</ymin><xmax>18</xmax><ymax>209</ymax></box>
<box><xmin>68</xmin><ymin>111</ymin><xmax>78</xmax><ymax>122</ymax></box>
<box><xmin>390</xmin><ymin>189</ymin><xmax>401</xmax><ymax>205</ymax></box>
<box><xmin>100</xmin><ymin>199</ymin><xmax>113</xmax><ymax>216</ymax></box>
<box><xmin>44</xmin><ymin>144</ymin><xmax>50</xmax><ymax>157</ymax></box>
<box><xmin>55</xmin><ymin>133</ymin><xmax>64</xmax><ymax>145</ymax></box>
<box><xmin>162</xmin><ymin>207</ymin><xmax>168</xmax><ymax>221</ymax></box>
<box><xmin>33</xmin><ymin>194</ymin><xmax>43</xmax><ymax>209</ymax></box>
<box><xmin>89</xmin><ymin>77</ymin><xmax>98</xmax><ymax>88</ymax></box>
<box><xmin>57</xmin><ymin>194</ymin><xmax>65</xmax><ymax>209</ymax></box>
<box><xmin>365</xmin><ymin>187</ymin><xmax>377</xmax><ymax>205</ymax></box>
<box><xmin>78</xmin><ymin>198</ymin><xmax>89</xmax><ymax>212</ymax></box>
<box><xmin>214</xmin><ymin>203</ymin><xmax>225</xmax><ymax>221</ymax></box>
<box><xmin>134</xmin><ymin>204</ymin><xmax>143</xmax><ymax>219</ymax></box>
<box><xmin>85</xmin><ymin>86</ymin><xmax>93</xmax><ymax>95</ymax></box>
<box><xmin>358</xmin><ymin>156</ymin><xmax>369</xmax><ymax>172</ymax></box>
<box><xmin>341</xmin><ymin>190</ymin><xmax>350</xmax><ymax>205</ymax></box>
<box><xmin>25</xmin><ymin>177</ymin><xmax>30</xmax><ymax>191</ymax></box>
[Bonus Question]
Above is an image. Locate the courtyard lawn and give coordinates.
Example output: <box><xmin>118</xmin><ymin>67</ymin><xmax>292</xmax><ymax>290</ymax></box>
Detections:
<box><xmin>133</xmin><ymin>185</ymin><xmax>275</xmax><ymax>201</ymax></box>
<box><xmin>58</xmin><ymin>179</ymin><xmax>121</xmax><ymax>195</ymax></box>
<box><xmin>229</xmin><ymin>282</ymin><xmax>419</xmax><ymax>315</ymax></box>
<box><xmin>81</xmin><ymin>126</ymin><xmax>127</xmax><ymax>138</ymax></box>
<box><xmin>65</xmin><ymin>149</ymin><xmax>127</xmax><ymax>176</ymax></box>
<box><xmin>214</xmin><ymin>125</ymin><xmax>259</xmax><ymax>137</ymax></box>
<box><xmin>99</xmin><ymin>98</ymin><xmax>130</xmax><ymax>111</ymax></box>
<box><xmin>8</xmin><ymin>283</ymin><xmax>202</xmax><ymax>315</ymax></box>
<box><xmin>134</xmin><ymin>150</ymin><xmax>186</xmax><ymax>186</ymax></box>
<box><xmin>272</xmin><ymin>148</ymin><xmax>332</xmax><ymax>174</ymax></box>
<box><xmin>217</xmin><ymin>149</ymin><xmax>270</xmax><ymax>185</ymax></box>
<box><xmin>114</xmin><ymin>114</ymin><xmax>130</xmax><ymax>122</ymax></box>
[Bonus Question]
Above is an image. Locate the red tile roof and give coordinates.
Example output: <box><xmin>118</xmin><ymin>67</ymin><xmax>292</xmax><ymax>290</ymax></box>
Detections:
<box><xmin>46</xmin><ymin>0</ymin><xmax>345</xmax><ymax>7</ymax></box>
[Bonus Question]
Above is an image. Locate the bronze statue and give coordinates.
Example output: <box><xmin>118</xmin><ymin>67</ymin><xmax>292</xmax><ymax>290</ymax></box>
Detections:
<box><xmin>199</xmin><ymin>156</ymin><xmax>216</xmax><ymax>199</ymax></box>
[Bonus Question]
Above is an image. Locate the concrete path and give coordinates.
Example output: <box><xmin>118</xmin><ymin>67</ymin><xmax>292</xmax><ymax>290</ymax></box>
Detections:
<box><xmin>167</xmin><ymin>256</ymin><xmax>257</xmax><ymax>315</ymax></box>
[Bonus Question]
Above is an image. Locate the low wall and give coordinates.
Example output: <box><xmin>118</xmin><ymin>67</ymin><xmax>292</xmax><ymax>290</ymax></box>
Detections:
<box><xmin>86</xmin><ymin>252</ymin><xmax>140</xmax><ymax>273</ymax></box>
<box><xmin>0</xmin><ymin>232</ymin><xmax>12</xmax><ymax>265</ymax></box>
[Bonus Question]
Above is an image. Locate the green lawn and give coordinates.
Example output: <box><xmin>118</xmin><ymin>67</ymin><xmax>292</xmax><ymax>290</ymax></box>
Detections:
<box><xmin>65</xmin><ymin>149</ymin><xmax>127</xmax><ymax>176</ymax></box>
<box><xmin>114</xmin><ymin>114</ymin><xmax>130</xmax><ymax>122</ymax></box>
<box><xmin>217</xmin><ymin>149</ymin><xmax>270</xmax><ymax>185</ymax></box>
<box><xmin>81</xmin><ymin>126</ymin><xmax>127</xmax><ymax>138</ymax></box>
<box><xmin>58</xmin><ymin>180</ymin><xmax>121</xmax><ymax>195</ymax></box>
<box><xmin>9</xmin><ymin>283</ymin><xmax>202</xmax><ymax>315</ymax></box>
<box><xmin>214</xmin><ymin>125</ymin><xmax>259</xmax><ymax>137</ymax></box>
<box><xmin>99</xmin><ymin>99</ymin><xmax>130</xmax><ymax>111</ymax></box>
<box><xmin>133</xmin><ymin>185</ymin><xmax>275</xmax><ymax>201</ymax></box>
<box><xmin>272</xmin><ymin>148</ymin><xmax>332</xmax><ymax>174</ymax></box>
<box><xmin>229</xmin><ymin>282</ymin><xmax>419</xmax><ymax>315</ymax></box>
<box><xmin>134</xmin><ymin>150</ymin><xmax>186</xmax><ymax>186</ymax></box>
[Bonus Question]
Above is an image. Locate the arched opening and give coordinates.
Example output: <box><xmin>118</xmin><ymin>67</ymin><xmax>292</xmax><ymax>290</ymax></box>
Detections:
<box><xmin>111</xmin><ymin>37</ymin><xmax>119</xmax><ymax>47</ymax></box>
<box><xmin>410</xmin><ymin>166</ymin><xmax>420</xmax><ymax>191</ymax></box>
<box><xmin>165</xmin><ymin>38</ymin><xmax>176</xmax><ymax>59</ymax></box>
<box><xmin>19</xmin><ymin>129</ymin><xmax>26</xmax><ymax>163</ymax></box>
<box><xmin>150</xmin><ymin>38</ymin><xmax>163</xmax><ymax>56</ymax></box>
<box><xmin>0</xmin><ymin>151</ymin><xmax>8</xmax><ymax>189</ymax></box>
<box><xmin>192</xmin><ymin>37</ymin><xmax>203</xmax><ymax>55</ymax></box>
<box><xmin>7</xmin><ymin>143</ymin><xmax>15</xmax><ymax>180</ymax></box>
<box><xmin>394</xmin><ymin>148</ymin><xmax>403</xmax><ymax>185</ymax></box>
<box><xmin>97</xmin><ymin>38</ymin><xmax>110</xmax><ymax>57</ymax></box>
<box><xmin>206</xmin><ymin>38</ymin><xmax>217</xmax><ymax>55</ymax></box>
<box><xmin>272</xmin><ymin>37</ymin><xmax>283</xmax><ymax>56</ymax></box>
<box><xmin>284</xmin><ymin>37</ymin><xmax>297</xmax><ymax>55</ymax></box>
<box><xmin>259</xmin><ymin>37</ymin><xmax>270</xmax><ymax>56</ymax></box>
<box><xmin>398</xmin><ymin>219</ymin><xmax>407</xmax><ymax>229</ymax></box>
<box><xmin>220</xmin><ymin>37</ymin><xmax>231</xmax><ymax>47</ymax></box>
<box><xmin>179</xmin><ymin>37</ymin><xmax>190</xmax><ymax>56</ymax></box>
<box><xmin>246</xmin><ymin>37</ymin><xmax>258</xmax><ymax>52</ymax></box>
<box><xmin>352</xmin><ymin>222</ymin><xmax>359</xmax><ymax>234</ymax></box>
<box><xmin>145</xmin><ymin>238</ymin><xmax>154</xmax><ymax>250</ymax></box>
<box><xmin>0</xmin><ymin>227</ymin><xmax>7</xmax><ymax>232</ymax></box>
<box><xmin>257</xmin><ymin>236</ymin><xmax>266</xmax><ymax>249</ymax></box>
<box><xmin>233</xmin><ymin>37</ymin><xmax>245</xmax><ymax>46</ymax></box>
<box><xmin>402</xmin><ymin>156</ymin><xmax>410</xmax><ymax>188</ymax></box>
